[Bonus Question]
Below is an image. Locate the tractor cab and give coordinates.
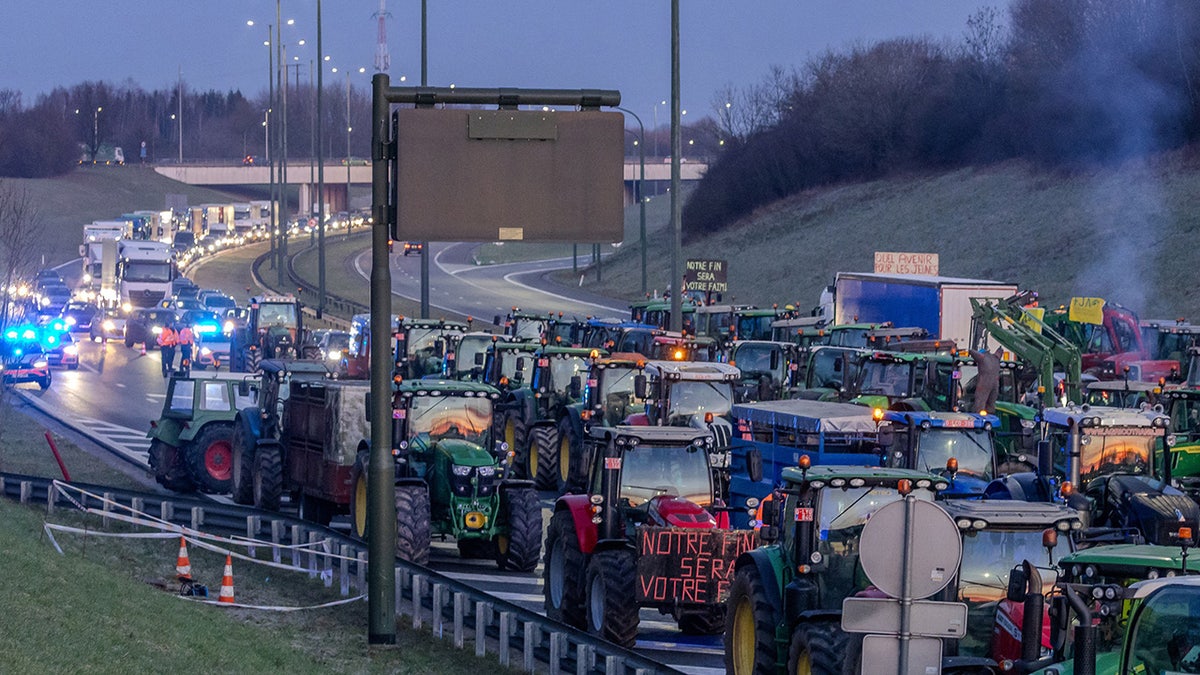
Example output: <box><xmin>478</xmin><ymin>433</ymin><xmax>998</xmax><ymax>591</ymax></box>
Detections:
<box><xmin>395</xmin><ymin>318</ymin><xmax>469</xmax><ymax>380</ymax></box>
<box><xmin>727</xmin><ymin>339</ymin><xmax>803</xmax><ymax>402</ymax></box>
<box><xmin>881</xmin><ymin>410</ymin><xmax>1000</xmax><ymax>497</ymax></box>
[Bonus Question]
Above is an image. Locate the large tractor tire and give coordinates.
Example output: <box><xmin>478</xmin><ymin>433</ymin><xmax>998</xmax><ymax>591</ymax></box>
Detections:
<box><xmin>527</xmin><ymin>425</ymin><xmax>559</xmax><ymax>491</ymax></box>
<box><xmin>252</xmin><ymin>440</ymin><xmax>284</xmax><ymax>511</ymax></box>
<box><xmin>544</xmin><ymin>510</ymin><xmax>586</xmax><ymax>629</ymax></box>
<box><xmin>585</xmin><ymin>548</ymin><xmax>640</xmax><ymax>648</ymax></box>
<box><xmin>149</xmin><ymin>439</ymin><xmax>196</xmax><ymax>493</ymax></box>
<box><xmin>394</xmin><ymin>483</ymin><xmax>431</xmax><ymax>566</ymax></box>
<box><xmin>787</xmin><ymin>621</ymin><xmax>848</xmax><ymax>675</ymax></box>
<box><xmin>230</xmin><ymin>414</ymin><xmax>257</xmax><ymax>505</ymax></box>
<box><xmin>349</xmin><ymin>450</ymin><xmax>370</xmax><ymax>539</ymax></box>
<box><xmin>244</xmin><ymin>346</ymin><xmax>262</xmax><ymax>374</ymax></box>
<box><xmin>556</xmin><ymin>417</ymin><xmax>584</xmax><ymax>492</ymax></box>
<box><xmin>502</xmin><ymin>411</ymin><xmax>528</xmax><ymax>476</ymax></box>
<box><xmin>677</xmin><ymin>605</ymin><xmax>727</xmax><ymax>635</ymax></box>
<box><xmin>494</xmin><ymin>486</ymin><xmax>542</xmax><ymax>572</ymax></box>
<box><xmin>186</xmin><ymin>423</ymin><xmax>234</xmax><ymax>494</ymax></box>
<box><xmin>725</xmin><ymin>564</ymin><xmax>779</xmax><ymax>675</ymax></box>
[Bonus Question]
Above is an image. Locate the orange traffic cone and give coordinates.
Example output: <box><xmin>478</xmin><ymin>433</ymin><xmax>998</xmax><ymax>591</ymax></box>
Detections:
<box><xmin>218</xmin><ymin>554</ymin><xmax>235</xmax><ymax>604</ymax></box>
<box><xmin>140</xmin><ymin>344</ymin><xmax>146</xmax><ymax>356</ymax></box>
<box><xmin>175</xmin><ymin>537</ymin><xmax>192</xmax><ymax>581</ymax></box>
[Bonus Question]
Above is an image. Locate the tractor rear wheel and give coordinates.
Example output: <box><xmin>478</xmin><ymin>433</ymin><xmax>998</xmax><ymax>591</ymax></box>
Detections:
<box><xmin>556</xmin><ymin>417</ymin><xmax>587</xmax><ymax>492</ymax></box>
<box><xmin>585</xmin><ymin>548</ymin><xmax>640</xmax><ymax>648</ymax></box>
<box><xmin>186</xmin><ymin>423</ymin><xmax>234</xmax><ymax>494</ymax></box>
<box><xmin>495</xmin><ymin>486</ymin><xmax>542</xmax><ymax>572</ymax></box>
<box><xmin>527</xmin><ymin>425</ymin><xmax>559</xmax><ymax>491</ymax></box>
<box><xmin>502</xmin><ymin>411</ymin><xmax>528</xmax><ymax>477</ymax></box>
<box><xmin>544</xmin><ymin>510</ymin><xmax>586</xmax><ymax>629</ymax></box>
<box><xmin>725</xmin><ymin>565</ymin><xmax>778</xmax><ymax>675</ymax></box>
<box><xmin>252</xmin><ymin>440</ymin><xmax>283</xmax><ymax>511</ymax></box>
<box><xmin>150</xmin><ymin>439</ymin><xmax>196</xmax><ymax>493</ymax></box>
<box><xmin>230</xmin><ymin>414</ymin><xmax>257</xmax><ymax>505</ymax></box>
<box><xmin>786</xmin><ymin>621</ymin><xmax>848</xmax><ymax>675</ymax></box>
<box><xmin>394</xmin><ymin>484</ymin><xmax>431</xmax><ymax>566</ymax></box>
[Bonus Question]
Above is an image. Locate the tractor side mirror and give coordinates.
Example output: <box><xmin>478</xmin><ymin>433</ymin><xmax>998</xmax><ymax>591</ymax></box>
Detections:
<box><xmin>364</xmin><ymin>392</ymin><xmax>371</xmax><ymax>422</ymax></box>
<box><xmin>1006</xmin><ymin>564</ymin><xmax>1029</xmax><ymax>602</ymax></box>
<box><xmin>569</xmin><ymin>375</ymin><xmax>582</xmax><ymax>399</ymax></box>
<box><xmin>1037</xmin><ymin>439</ymin><xmax>1052</xmax><ymax>477</ymax></box>
<box><xmin>237</xmin><ymin>381</ymin><xmax>251</xmax><ymax>397</ymax></box>
<box><xmin>515</xmin><ymin>357</ymin><xmax>526</xmax><ymax>374</ymax></box>
<box><xmin>770</xmin><ymin>349</ymin><xmax>780</xmax><ymax>371</ymax></box>
<box><xmin>746</xmin><ymin>448</ymin><xmax>763</xmax><ymax>483</ymax></box>
<box><xmin>474</xmin><ymin>352</ymin><xmax>485</xmax><ymax>366</ymax></box>
<box><xmin>877</xmin><ymin>426</ymin><xmax>895</xmax><ymax>449</ymax></box>
<box><xmin>634</xmin><ymin>374</ymin><xmax>648</xmax><ymax>400</ymax></box>
<box><xmin>493</xmin><ymin>314</ymin><xmax>501</xmax><ymax>326</ymax></box>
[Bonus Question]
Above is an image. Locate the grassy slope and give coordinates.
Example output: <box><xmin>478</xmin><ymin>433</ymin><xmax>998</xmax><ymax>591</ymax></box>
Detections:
<box><xmin>7</xmin><ymin>165</ymin><xmax>255</xmax><ymax>267</ymax></box>
<box><xmin>567</xmin><ymin>151</ymin><xmax>1200</xmax><ymax>320</ymax></box>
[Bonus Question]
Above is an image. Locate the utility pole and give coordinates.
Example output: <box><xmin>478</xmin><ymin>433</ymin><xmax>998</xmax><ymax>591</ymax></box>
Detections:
<box><xmin>317</xmin><ymin>0</ymin><xmax>326</xmax><ymax>318</ymax></box>
<box><xmin>419</xmin><ymin>0</ymin><xmax>431</xmax><ymax>319</ymax></box>
<box><xmin>669</xmin><ymin>0</ymin><xmax>682</xmax><ymax>332</ymax></box>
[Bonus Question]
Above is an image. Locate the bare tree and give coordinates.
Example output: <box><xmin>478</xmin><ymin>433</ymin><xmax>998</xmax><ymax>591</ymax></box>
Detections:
<box><xmin>712</xmin><ymin>65</ymin><xmax>802</xmax><ymax>143</ymax></box>
<box><xmin>0</xmin><ymin>180</ymin><xmax>41</xmax><ymax>333</ymax></box>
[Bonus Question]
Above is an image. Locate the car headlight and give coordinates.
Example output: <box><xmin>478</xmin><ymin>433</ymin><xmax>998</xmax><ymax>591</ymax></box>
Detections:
<box><xmin>33</xmin><ymin>360</ymin><xmax>48</xmax><ymax>368</ymax></box>
<box><xmin>327</xmin><ymin>349</ymin><xmax>342</xmax><ymax>361</ymax></box>
<box><xmin>200</xmin><ymin>347</ymin><xmax>212</xmax><ymax>356</ymax></box>
<box><xmin>152</xmin><ymin>326</ymin><xmax>163</xmax><ymax>334</ymax></box>
<box><xmin>451</xmin><ymin>464</ymin><xmax>472</xmax><ymax>476</ymax></box>
<box><xmin>102</xmin><ymin>320</ymin><xmax>115</xmax><ymax>330</ymax></box>
<box><xmin>64</xmin><ymin>346</ymin><xmax>78</xmax><ymax>356</ymax></box>
<box><xmin>223</xmin><ymin>320</ymin><xmax>235</xmax><ymax>333</ymax></box>
<box><xmin>65</xmin><ymin>317</ymin><xmax>76</xmax><ymax>327</ymax></box>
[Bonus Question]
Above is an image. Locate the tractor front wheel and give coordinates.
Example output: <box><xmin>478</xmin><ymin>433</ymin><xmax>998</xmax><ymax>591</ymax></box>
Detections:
<box><xmin>786</xmin><ymin>621</ymin><xmax>848</xmax><ymax>675</ymax></box>
<box><xmin>394</xmin><ymin>484</ymin><xmax>431</xmax><ymax>566</ymax></box>
<box><xmin>252</xmin><ymin>440</ymin><xmax>283</xmax><ymax>511</ymax></box>
<box><xmin>527</xmin><ymin>425</ymin><xmax>559</xmax><ymax>491</ymax></box>
<box><xmin>585</xmin><ymin>548</ymin><xmax>640</xmax><ymax>648</ymax></box>
<box><xmin>556</xmin><ymin>418</ymin><xmax>583</xmax><ymax>492</ymax></box>
<box><xmin>725</xmin><ymin>565</ymin><xmax>778</xmax><ymax>675</ymax></box>
<box><xmin>230</xmin><ymin>414</ymin><xmax>257</xmax><ymax>505</ymax></box>
<box><xmin>495</xmin><ymin>486</ymin><xmax>542</xmax><ymax>572</ymax></box>
<box><xmin>502</xmin><ymin>411</ymin><xmax>528</xmax><ymax>477</ymax></box>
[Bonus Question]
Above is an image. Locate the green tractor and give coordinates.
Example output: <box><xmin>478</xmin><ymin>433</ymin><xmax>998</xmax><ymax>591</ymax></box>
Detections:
<box><xmin>394</xmin><ymin>317</ymin><xmax>468</xmax><ymax>380</ymax></box>
<box><xmin>148</xmin><ymin>373</ymin><xmax>259</xmax><ymax>493</ymax></box>
<box><xmin>481</xmin><ymin>339</ymin><xmax>542</xmax><ymax>465</ymax></box>
<box><xmin>558</xmin><ymin>352</ymin><xmax>650</xmax><ymax>490</ymax></box>
<box><xmin>514</xmin><ymin>345</ymin><xmax>602</xmax><ymax>491</ymax></box>
<box><xmin>228</xmin><ymin>294</ymin><xmax>317</xmax><ymax>372</ymax></box>
<box><xmin>351</xmin><ymin>378</ymin><xmax>542</xmax><ymax>570</ymax></box>
<box><xmin>724</xmin><ymin>464</ymin><xmax>950</xmax><ymax>674</ymax></box>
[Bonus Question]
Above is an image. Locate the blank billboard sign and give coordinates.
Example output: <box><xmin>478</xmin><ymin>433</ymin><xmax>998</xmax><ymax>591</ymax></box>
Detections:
<box><xmin>392</xmin><ymin>108</ymin><xmax>624</xmax><ymax>243</ymax></box>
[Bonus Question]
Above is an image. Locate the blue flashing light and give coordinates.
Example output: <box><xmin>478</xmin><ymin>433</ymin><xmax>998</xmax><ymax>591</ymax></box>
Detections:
<box><xmin>4</xmin><ymin>330</ymin><xmax>16</xmax><ymax>339</ymax></box>
<box><xmin>21</xmin><ymin>329</ymin><xmax>36</xmax><ymax>340</ymax></box>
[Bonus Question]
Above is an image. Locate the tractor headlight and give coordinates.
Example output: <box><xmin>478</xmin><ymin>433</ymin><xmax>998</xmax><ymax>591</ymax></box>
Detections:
<box><xmin>327</xmin><ymin>349</ymin><xmax>342</xmax><ymax>361</ymax></box>
<box><xmin>476</xmin><ymin>466</ymin><xmax>495</xmax><ymax>477</ymax></box>
<box><xmin>451</xmin><ymin>464</ymin><xmax>472</xmax><ymax>476</ymax></box>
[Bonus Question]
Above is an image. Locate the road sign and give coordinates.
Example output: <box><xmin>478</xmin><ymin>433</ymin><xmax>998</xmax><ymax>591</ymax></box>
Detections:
<box><xmin>861</xmin><ymin>635</ymin><xmax>943</xmax><ymax>675</ymax></box>
<box><xmin>842</xmin><ymin>597</ymin><xmax>968</xmax><ymax>638</ymax></box>
<box><xmin>859</xmin><ymin>497</ymin><xmax>961</xmax><ymax>599</ymax></box>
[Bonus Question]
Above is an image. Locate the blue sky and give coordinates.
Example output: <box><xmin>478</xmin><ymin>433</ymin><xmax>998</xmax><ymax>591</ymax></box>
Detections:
<box><xmin>2</xmin><ymin>1</ymin><xmax>1005</xmax><ymax>125</ymax></box>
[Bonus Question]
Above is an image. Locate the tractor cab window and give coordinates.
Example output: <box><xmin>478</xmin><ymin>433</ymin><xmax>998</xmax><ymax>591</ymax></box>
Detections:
<box><xmin>1171</xmin><ymin>398</ymin><xmax>1200</xmax><ymax>442</ymax></box>
<box><xmin>1124</xmin><ymin>586</ymin><xmax>1200</xmax><ymax>675</ymax></box>
<box><xmin>1085</xmin><ymin>324</ymin><xmax>1114</xmax><ymax>354</ymax></box>
<box><xmin>616</xmin><ymin>442</ymin><xmax>712</xmax><ymax>508</ymax></box>
<box><xmin>808</xmin><ymin>350</ymin><xmax>849</xmax><ymax>390</ymax></box>
<box><xmin>914</xmin><ymin>428</ymin><xmax>994</xmax><ymax>481</ymax></box>
<box><xmin>549</xmin><ymin>355</ymin><xmax>588</xmax><ymax>391</ymax></box>
<box><xmin>1078</xmin><ymin>430</ymin><xmax>1155</xmax><ymax>483</ymax></box>
<box><xmin>664</xmin><ymin>380</ymin><xmax>733</xmax><ymax>425</ymax></box>
<box><xmin>201</xmin><ymin>382</ymin><xmax>232</xmax><ymax>411</ymax></box>
<box><xmin>955</xmin><ymin>528</ymin><xmax>1067</xmax><ymax>657</ymax></box>
<box><xmin>596</xmin><ymin>368</ymin><xmax>648</xmax><ymax>427</ymax></box>
<box><xmin>166</xmin><ymin>381</ymin><xmax>195</xmax><ymax>417</ymax></box>
<box><xmin>455</xmin><ymin>336</ymin><xmax>490</xmax><ymax>378</ymax></box>
<box><xmin>857</xmin><ymin>360</ymin><xmax>913</xmax><ymax>399</ymax></box>
<box><xmin>736</xmin><ymin>315</ymin><xmax>774</xmax><ymax>342</ymax></box>
<box><xmin>258</xmin><ymin>303</ymin><xmax>296</xmax><ymax>327</ymax></box>
<box><xmin>406</xmin><ymin>327</ymin><xmax>442</xmax><ymax>358</ymax></box>
<box><xmin>406</xmin><ymin>394</ymin><xmax>493</xmax><ymax>448</ymax></box>
<box><xmin>733</xmin><ymin>344</ymin><xmax>778</xmax><ymax>380</ymax></box>
<box><xmin>1112</xmin><ymin>317</ymin><xmax>1138</xmax><ymax>354</ymax></box>
<box><xmin>513</xmin><ymin>319</ymin><xmax>547</xmax><ymax>341</ymax></box>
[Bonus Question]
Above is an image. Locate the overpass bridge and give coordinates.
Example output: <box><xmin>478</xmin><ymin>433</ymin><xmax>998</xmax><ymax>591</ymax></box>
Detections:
<box><xmin>154</xmin><ymin>160</ymin><xmax>706</xmax><ymax>213</ymax></box>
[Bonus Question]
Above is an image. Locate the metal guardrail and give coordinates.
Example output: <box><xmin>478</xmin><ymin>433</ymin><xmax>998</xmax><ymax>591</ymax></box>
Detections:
<box><xmin>0</xmin><ymin>472</ymin><xmax>678</xmax><ymax>674</ymax></box>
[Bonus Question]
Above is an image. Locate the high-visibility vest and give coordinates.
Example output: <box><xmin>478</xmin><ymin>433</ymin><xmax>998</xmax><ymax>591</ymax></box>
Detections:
<box><xmin>158</xmin><ymin>328</ymin><xmax>178</xmax><ymax>347</ymax></box>
<box><xmin>178</xmin><ymin>327</ymin><xmax>194</xmax><ymax>346</ymax></box>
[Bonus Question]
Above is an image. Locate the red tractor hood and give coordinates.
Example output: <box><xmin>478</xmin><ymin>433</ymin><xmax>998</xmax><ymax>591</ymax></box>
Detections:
<box><xmin>648</xmin><ymin>496</ymin><xmax>717</xmax><ymax>529</ymax></box>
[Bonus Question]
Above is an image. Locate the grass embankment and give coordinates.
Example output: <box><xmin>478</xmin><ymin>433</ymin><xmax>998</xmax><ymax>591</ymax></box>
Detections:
<box><xmin>0</xmin><ymin>398</ymin><xmax>505</xmax><ymax>673</ymax></box>
<box><xmin>561</xmin><ymin>153</ymin><xmax>1200</xmax><ymax>320</ymax></box>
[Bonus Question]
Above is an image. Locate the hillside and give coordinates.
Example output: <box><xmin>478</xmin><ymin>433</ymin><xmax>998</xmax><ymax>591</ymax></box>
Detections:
<box><xmin>6</xmin><ymin>165</ymin><xmax>256</xmax><ymax>267</ymax></box>
<box><xmin>564</xmin><ymin>149</ymin><xmax>1200</xmax><ymax>321</ymax></box>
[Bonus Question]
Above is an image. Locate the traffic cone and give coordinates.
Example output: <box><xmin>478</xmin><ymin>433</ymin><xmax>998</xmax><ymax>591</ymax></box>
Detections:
<box><xmin>175</xmin><ymin>537</ymin><xmax>192</xmax><ymax>581</ymax></box>
<box><xmin>218</xmin><ymin>554</ymin><xmax>235</xmax><ymax>604</ymax></box>
<box><xmin>140</xmin><ymin>343</ymin><xmax>146</xmax><ymax>356</ymax></box>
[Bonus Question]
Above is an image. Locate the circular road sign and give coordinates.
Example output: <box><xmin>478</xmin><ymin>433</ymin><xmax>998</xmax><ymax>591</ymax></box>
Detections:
<box><xmin>859</xmin><ymin>497</ymin><xmax>962</xmax><ymax>600</ymax></box>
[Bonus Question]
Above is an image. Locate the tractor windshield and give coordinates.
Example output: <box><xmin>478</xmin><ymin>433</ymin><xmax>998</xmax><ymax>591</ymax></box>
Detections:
<box><xmin>406</xmin><ymin>327</ymin><xmax>444</xmax><ymax>357</ymax></box>
<box><xmin>513</xmin><ymin>318</ymin><xmax>547</xmax><ymax>341</ymax></box>
<box><xmin>258</xmin><ymin>302</ymin><xmax>297</xmax><ymax>327</ymax></box>
<box><xmin>736</xmin><ymin>315</ymin><xmax>774</xmax><ymax>341</ymax></box>
<box><xmin>813</xmin><ymin>485</ymin><xmax>934</xmax><ymax>604</ymax></box>
<box><xmin>596</xmin><ymin>368</ymin><xmax>647</xmax><ymax>427</ymax></box>
<box><xmin>406</xmin><ymin>394</ymin><xmax>493</xmax><ymax>447</ymax></box>
<box><xmin>956</xmin><ymin>528</ymin><xmax>1067</xmax><ymax>657</ymax></box>
<box><xmin>666</xmin><ymin>380</ymin><xmax>733</xmax><ymax>425</ymax></box>
<box><xmin>549</xmin><ymin>355</ymin><xmax>588</xmax><ymax>392</ymax></box>
<box><xmin>455</xmin><ymin>336</ymin><xmax>491</xmax><ymax>378</ymax></box>
<box><xmin>733</xmin><ymin>344</ymin><xmax>780</xmax><ymax>380</ymax></box>
<box><xmin>1172</xmin><ymin>397</ymin><xmax>1200</xmax><ymax>443</ymax></box>
<box><xmin>914</xmin><ymin>429</ymin><xmax>994</xmax><ymax>480</ymax></box>
<box><xmin>618</xmin><ymin>442</ymin><xmax>712</xmax><ymax>508</ymax></box>
<box><xmin>1124</xmin><ymin>585</ymin><xmax>1200</xmax><ymax>675</ymax></box>
<box><xmin>857</xmin><ymin>360</ymin><xmax>915</xmax><ymax>399</ymax></box>
<box><xmin>1079</xmin><ymin>430</ymin><xmax>1156</xmax><ymax>483</ymax></box>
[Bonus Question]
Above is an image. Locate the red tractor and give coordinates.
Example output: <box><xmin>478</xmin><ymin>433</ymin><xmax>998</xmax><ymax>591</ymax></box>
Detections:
<box><xmin>543</xmin><ymin>425</ymin><xmax>756</xmax><ymax>647</ymax></box>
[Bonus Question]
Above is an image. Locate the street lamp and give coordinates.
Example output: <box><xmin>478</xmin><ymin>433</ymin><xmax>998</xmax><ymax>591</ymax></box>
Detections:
<box><xmin>93</xmin><ymin>106</ymin><xmax>102</xmax><ymax>161</ymax></box>
<box><xmin>653</xmin><ymin>99</ymin><xmax>666</xmax><ymax>159</ymax></box>
<box><xmin>616</xmin><ymin>106</ymin><xmax>647</xmax><ymax>295</ymax></box>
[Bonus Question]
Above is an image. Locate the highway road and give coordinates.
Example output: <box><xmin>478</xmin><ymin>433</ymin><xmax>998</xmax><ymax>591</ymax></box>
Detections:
<box><xmin>20</xmin><ymin>245</ymin><xmax>724</xmax><ymax>675</ymax></box>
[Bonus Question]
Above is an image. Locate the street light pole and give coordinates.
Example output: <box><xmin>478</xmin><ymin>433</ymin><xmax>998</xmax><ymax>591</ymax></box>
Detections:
<box><xmin>93</xmin><ymin>107</ymin><xmax>101</xmax><ymax>161</ymax></box>
<box><xmin>317</xmin><ymin>0</ymin><xmax>326</xmax><ymax>319</ymax></box>
<box><xmin>419</xmin><ymin>0</ymin><xmax>431</xmax><ymax>319</ymax></box>
<box><xmin>669</xmin><ymin>0</ymin><xmax>682</xmax><ymax>332</ymax></box>
<box><xmin>616</xmin><ymin>107</ymin><xmax>647</xmax><ymax>295</ymax></box>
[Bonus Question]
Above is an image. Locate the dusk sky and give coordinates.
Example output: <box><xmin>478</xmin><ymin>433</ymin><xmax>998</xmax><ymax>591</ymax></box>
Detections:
<box><xmin>3</xmin><ymin>1</ymin><xmax>1005</xmax><ymax>125</ymax></box>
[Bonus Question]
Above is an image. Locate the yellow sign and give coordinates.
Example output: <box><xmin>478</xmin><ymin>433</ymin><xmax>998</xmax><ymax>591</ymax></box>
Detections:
<box><xmin>1068</xmin><ymin>297</ymin><xmax>1106</xmax><ymax>325</ymax></box>
<box><xmin>1020</xmin><ymin>306</ymin><xmax>1045</xmax><ymax>333</ymax></box>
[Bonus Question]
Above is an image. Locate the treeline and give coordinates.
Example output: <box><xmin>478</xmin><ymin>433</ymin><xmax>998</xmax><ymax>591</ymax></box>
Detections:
<box><xmin>686</xmin><ymin>0</ymin><xmax>1200</xmax><ymax>237</ymax></box>
<box><xmin>0</xmin><ymin>80</ymin><xmax>374</xmax><ymax>178</ymax></box>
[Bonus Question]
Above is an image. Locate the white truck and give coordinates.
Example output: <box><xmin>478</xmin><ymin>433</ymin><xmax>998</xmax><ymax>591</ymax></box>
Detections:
<box><xmin>118</xmin><ymin>240</ymin><xmax>176</xmax><ymax>309</ymax></box>
<box><xmin>80</xmin><ymin>222</ymin><xmax>127</xmax><ymax>290</ymax></box>
<box><xmin>832</xmin><ymin>272</ymin><xmax>1018</xmax><ymax>350</ymax></box>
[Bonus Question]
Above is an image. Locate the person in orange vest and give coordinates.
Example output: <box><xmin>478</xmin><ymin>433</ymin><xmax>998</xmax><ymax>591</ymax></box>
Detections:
<box><xmin>177</xmin><ymin>321</ymin><xmax>195</xmax><ymax>373</ymax></box>
<box><xmin>158</xmin><ymin>323</ymin><xmax>178</xmax><ymax>377</ymax></box>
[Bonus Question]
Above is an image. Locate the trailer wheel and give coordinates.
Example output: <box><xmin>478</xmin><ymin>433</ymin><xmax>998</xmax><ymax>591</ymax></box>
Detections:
<box><xmin>527</xmin><ymin>425</ymin><xmax>559</xmax><ymax>491</ymax></box>
<box><xmin>677</xmin><ymin>605</ymin><xmax>726</xmax><ymax>635</ymax></box>
<box><xmin>230</xmin><ymin>414</ymin><xmax>257</xmax><ymax>505</ymax></box>
<box><xmin>253</xmin><ymin>440</ymin><xmax>283</xmax><ymax>511</ymax></box>
<box><xmin>495</xmin><ymin>486</ymin><xmax>542</xmax><ymax>572</ymax></box>
<box><xmin>394</xmin><ymin>483</ymin><xmax>431</xmax><ymax>566</ymax></box>
<box><xmin>186</xmin><ymin>423</ymin><xmax>234</xmax><ymax>493</ymax></box>
<box><xmin>585</xmin><ymin>548</ymin><xmax>639</xmax><ymax>648</ymax></box>
<box><xmin>786</xmin><ymin>621</ymin><xmax>848</xmax><ymax>675</ymax></box>
<box><xmin>544</xmin><ymin>510</ymin><xmax>586</xmax><ymax>629</ymax></box>
<box><xmin>150</xmin><ymin>439</ymin><xmax>196</xmax><ymax>493</ymax></box>
<box><xmin>349</xmin><ymin>450</ymin><xmax>369</xmax><ymax>539</ymax></box>
<box><xmin>725</xmin><ymin>565</ymin><xmax>778</xmax><ymax>675</ymax></box>
<box><xmin>556</xmin><ymin>418</ymin><xmax>582</xmax><ymax>492</ymax></box>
